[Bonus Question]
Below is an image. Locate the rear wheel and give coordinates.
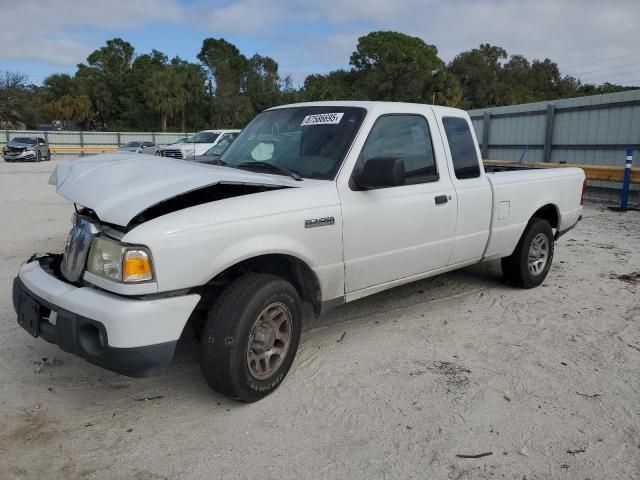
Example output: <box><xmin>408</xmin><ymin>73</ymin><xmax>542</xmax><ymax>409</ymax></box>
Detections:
<box><xmin>200</xmin><ymin>273</ymin><xmax>302</xmax><ymax>402</ymax></box>
<box><xmin>46</xmin><ymin>150</ymin><xmax>51</xmax><ymax>161</ymax></box>
<box><xmin>501</xmin><ymin>218</ymin><xmax>554</xmax><ymax>288</ymax></box>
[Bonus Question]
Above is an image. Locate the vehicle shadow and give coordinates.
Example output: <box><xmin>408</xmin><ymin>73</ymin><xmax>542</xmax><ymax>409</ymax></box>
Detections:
<box><xmin>23</xmin><ymin>261</ymin><xmax>508</xmax><ymax>408</ymax></box>
<box><xmin>159</xmin><ymin>260</ymin><xmax>508</xmax><ymax>402</ymax></box>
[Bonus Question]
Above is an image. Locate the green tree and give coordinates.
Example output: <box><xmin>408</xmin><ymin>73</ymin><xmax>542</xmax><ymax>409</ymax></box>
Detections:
<box><xmin>246</xmin><ymin>54</ymin><xmax>281</xmax><ymax>112</ymax></box>
<box><xmin>171</xmin><ymin>59</ymin><xmax>206</xmax><ymax>132</ymax></box>
<box><xmin>76</xmin><ymin>38</ymin><xmax>135</xmax><ymax>129</ymax></box>
<box><xmin>197</xmin><ymin>38</ymin><xmax>250</xmax><ymax>126</ymax></box>
<box><xmin>302</xmin><ymin>70</ymin><xmax>361</xmax><ymax>101</ymax></box>
<box><xmin>448</xmin><ymin>44</ymin><xmax>508</xmax><ymax>108</ymax></box>
<box><xmin>45</xmin><ymin>94</ymin><xmax>92</xmax><ymax>129</ymax></box>
<box><xmin>42</xmin><ymin>73</ymin><xmax>80</xmax><ymax>100</ymax></box>
<box><xmin>144</xmin><ymin>68</ymin><xmax>182</xmax><ymax>132</ymax></box>
<box><xmin>198</xmin><ymin>38</ymin><xmax>248</xmax><ymax>98</ymax></box>
<box><xmin>349</xmin><ymin>31</ymin><xmax>444</xmax><ymax>102</ymax></box>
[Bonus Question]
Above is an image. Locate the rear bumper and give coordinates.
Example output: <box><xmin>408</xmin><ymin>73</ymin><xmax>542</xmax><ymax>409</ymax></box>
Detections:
<box><xmin>13</xmin><ymin>255</ymin><xmax>200</xmax><ymax>377</ymax></box>
<box><xmin>555</xmin><ymin>214</ymin><xmax>582</xmax><ymax>240</ymax></box>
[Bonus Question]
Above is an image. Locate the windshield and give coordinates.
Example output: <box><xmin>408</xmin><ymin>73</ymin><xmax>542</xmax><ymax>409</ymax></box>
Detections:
<box><xmin>12</xmin><ymin>137</ymin><xmax>36</xmax><ymax>145</ymax></box>
<box><xmin>221</xmin><ymin>107</ymin><xmax>366</xmax><ymax>180</ymax></box>
<box><xmin>186</xmin><ymin>132</ymin><xmax>220</xmax><ymax>144</ymax></box>
<box><xmin>124</xmin><ymin>141</ymin><xmax>142</xmax><ymax>148</ymax></box>
<box><xmin>204</xmin><ymin>135</ymin><xmax>236</xmax><ymax>156</ymax></box>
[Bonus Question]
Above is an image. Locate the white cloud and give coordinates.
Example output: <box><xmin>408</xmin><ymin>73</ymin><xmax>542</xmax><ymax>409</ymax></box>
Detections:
<box><xmin>1</xmin><ymin>0</ymin><xmax>639</xmax><ymax>86</ymax></box>
<box><xmin>0</xmin><ymin>0</ymin><xmax>183</xmax><ymax>65</ymax></box>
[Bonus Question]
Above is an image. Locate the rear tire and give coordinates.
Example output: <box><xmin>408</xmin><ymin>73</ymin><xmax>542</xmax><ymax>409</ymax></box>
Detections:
<box><xmin>46</xmin><ymin>150</ymin><xmax>51</xmax><ymax>161</ymax></box>
<box><xmin>200</xmin><ymin>273</ymin><xmax>302</xmax><ymax>402</ymax></box>
<box><xmin>501</xmin><ymin>218</ymin><xmax>554</xmax><ymax>289</ymax></box>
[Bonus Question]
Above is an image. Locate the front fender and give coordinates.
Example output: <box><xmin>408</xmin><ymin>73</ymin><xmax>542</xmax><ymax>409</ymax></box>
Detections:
<box><xmin>123</xmin><ymin>184</ymin><xmax>345</xmax><ymax>301</ymax></box>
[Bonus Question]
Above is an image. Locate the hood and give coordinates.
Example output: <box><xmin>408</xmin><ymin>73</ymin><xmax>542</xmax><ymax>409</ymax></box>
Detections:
<box><xmin>7</xmin><ymin>141</ymin><xmax>33</xmax><ymax>148</ymax></box>
<box><xmin>49</xmin><ymin>153</ymin><xmax>309</xmax><ymax>227</ymax></box>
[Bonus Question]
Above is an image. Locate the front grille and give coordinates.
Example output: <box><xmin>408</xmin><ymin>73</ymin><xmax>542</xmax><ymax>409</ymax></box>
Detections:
<box><xmin>164</xmin><ymin>149</ymin><xmax>183</xmax><ymax>159</ymax></box>
<box><xmin>60</xmin><ymin>216</ymin><xmax>100</xmax><ymax>282</ymax></box>
<box><xmin>8</xmin><ymin>147</ymin><xmax>25</xmax><ymax>153</ymax></box>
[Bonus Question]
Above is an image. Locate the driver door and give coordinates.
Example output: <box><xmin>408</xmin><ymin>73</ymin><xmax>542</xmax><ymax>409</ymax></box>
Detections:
<box><xmin>340</xmin><ymin>112</ymin><xmax>457</xmax><ymax>294</ymax></box>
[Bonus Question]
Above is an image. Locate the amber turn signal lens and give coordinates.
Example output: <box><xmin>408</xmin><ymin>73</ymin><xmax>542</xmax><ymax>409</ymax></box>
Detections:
<box><xmin>123</xmin><ymin>250</ymin><xmax>153</xmax><ymax>282</ymax></box>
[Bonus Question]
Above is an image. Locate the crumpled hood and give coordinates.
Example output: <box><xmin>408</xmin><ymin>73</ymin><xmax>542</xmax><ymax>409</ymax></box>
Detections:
<box><xmin>49</xmin><ymin>153</ymin><xmax>307</xmax><ymax>226</ymax></box>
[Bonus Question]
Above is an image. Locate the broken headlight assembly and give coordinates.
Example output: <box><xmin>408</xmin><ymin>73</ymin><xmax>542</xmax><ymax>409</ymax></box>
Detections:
<box><xmin>87</xmin><ymin>236</ymin><xmax>154</xmax><ymax>283</ymax></box>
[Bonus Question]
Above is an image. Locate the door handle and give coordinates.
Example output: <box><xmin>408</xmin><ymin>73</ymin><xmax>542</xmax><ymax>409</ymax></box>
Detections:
<box><xmin>434</xmin><ymin>195</ymin><xmax>449</xmax><ymax>205</ymax></box>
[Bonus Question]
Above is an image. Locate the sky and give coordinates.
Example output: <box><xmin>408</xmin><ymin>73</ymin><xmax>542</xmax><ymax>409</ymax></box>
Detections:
<box><xmin>1</xmin><ymin>0</ymin><xmax>639</xmax><ymax>88</ymax></box>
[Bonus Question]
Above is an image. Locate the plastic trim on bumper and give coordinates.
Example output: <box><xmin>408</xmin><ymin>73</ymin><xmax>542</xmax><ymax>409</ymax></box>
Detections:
<box><xmin>18</xmin><ymin>259</ymin><xmax>200</xmax><ymax>348</ymax></box>
<box><xmin>555</xmin><ymin>215</ymin><xmax>582</xmax><ymax>240</ymax></box>
<box><xmin>13</xmin><ymin>276</ymin><xmax>177</xmax><ymax>377</ymax></box>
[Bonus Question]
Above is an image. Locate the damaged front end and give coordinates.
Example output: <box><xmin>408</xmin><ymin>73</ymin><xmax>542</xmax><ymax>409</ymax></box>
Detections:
<box><xmin>48</xmin><ymin>153</ymin><xmax>299</xmax><ymax>228</ymax></box>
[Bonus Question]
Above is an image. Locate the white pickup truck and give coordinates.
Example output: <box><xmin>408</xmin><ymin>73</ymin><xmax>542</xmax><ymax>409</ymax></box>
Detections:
<box><xmin>13</xmin><ymin>102</ymin><xmax>585</xmax><ymax>402</ymax></box>
<box><xmin>162</xmin><ymin>129</ymin><xmax>240</xmax><ymax>160</ymax></box>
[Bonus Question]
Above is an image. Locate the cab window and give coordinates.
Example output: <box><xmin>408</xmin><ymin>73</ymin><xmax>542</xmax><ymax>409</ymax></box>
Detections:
<box><xmin>442</xmin><ymin>117</ymin><xmax>481</xmax><ymax>179</ymax></box>
<box><xmin>360</xmin><ymin>115</ymin><xmax>438</xmax><ymax>186</ymax></box>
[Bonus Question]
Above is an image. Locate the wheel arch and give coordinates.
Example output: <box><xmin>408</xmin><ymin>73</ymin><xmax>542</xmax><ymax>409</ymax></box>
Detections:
<box><xmin>187</xmin><ymin>253</ymin><xmax>323</xmax><ymax>337</ymax></box>
<box><xmin>530</xmin><ymin>203</ymin><xmax>559</xmax><ymax>229</ymax></box>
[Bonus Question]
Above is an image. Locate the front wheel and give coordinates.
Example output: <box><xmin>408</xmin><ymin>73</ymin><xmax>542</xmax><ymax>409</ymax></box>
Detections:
<box><xmin>200</xmin><ymin>273</ymin><xmax>302</xmax><ymax>402</ymax></box>
<box><xmin>36</xmin><ymin>151</ymin><xmax>42</xmax><ymax>162</ymax></box>
<box><xmin>501</xmin><ymin>218</ymin><xmax>554</xmax><ymax>288</ymax></box>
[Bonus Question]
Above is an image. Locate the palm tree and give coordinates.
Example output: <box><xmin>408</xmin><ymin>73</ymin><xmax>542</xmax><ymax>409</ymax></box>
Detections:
<box><xmin>172</xmin><ymin>62</ymin><xmax>204</xmax><ymax>132</ymax></box>
<box><xmin>45</xmin><ymin>94</ymin><xmax>92</xmax><ymax>129</ymax></box>
<box><xmin>145</xmin><ymin>69</ymin><xmax>181</xmax><ymax>131</ymax></box>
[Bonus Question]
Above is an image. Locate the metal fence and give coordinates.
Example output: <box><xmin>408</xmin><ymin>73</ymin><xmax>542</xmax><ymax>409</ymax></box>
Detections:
<box><xmin>1</xmin><ymin>130</ymin><xmax>192</xmax><ymax>155</ymax></box>
<box><xmin>468</xmin><ymin>89</ymin><xmax>640</xmax><ymax>205</ymax></box>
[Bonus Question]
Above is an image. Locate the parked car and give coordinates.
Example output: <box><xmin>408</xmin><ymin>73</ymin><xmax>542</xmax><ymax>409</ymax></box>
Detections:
<box><xmin>191</xmin><ymin>131</ymin><xmax>240</xmax><ymax>164</ymax></box>
<box><xmin>162</xmin><ymin>130</ymin><xmax>240</xmax><ymax>159</ymax></box>
<box><xmin>158</xmin><ymin>137</ymin><xmax>189</xmax><ymax>157</ymax></box>
<box><xmin>13</xmin><ymin>102</ymin><xmax>585</xmax><ymax>402</ymax></box>
<box><xmin>3</xmin><ymin>137</ymin><xmax>51</xmax><ymax>162</ymax></box>
<box><xmin>118</xmin><ymin>141</ymin><xmax>159</xmax><ymax>155</ymax></box>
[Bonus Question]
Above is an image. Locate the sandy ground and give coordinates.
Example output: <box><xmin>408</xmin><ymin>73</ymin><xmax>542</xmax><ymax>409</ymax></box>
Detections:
<box><xmin>0</xmin><ymin>157</ymin><xmax>639</xmax><ymax>480</ymax></box>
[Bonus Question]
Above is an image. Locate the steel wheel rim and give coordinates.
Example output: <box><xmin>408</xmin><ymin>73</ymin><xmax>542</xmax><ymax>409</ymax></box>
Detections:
<box><xmin>246</xmin><ymin>302</ymin><xmax>293</xmax><ymax>380</ymax></box>
<box><xmin>528</xmin><ymin>233</ymin><xmax>549</xmax><ymax>275</ymax></box>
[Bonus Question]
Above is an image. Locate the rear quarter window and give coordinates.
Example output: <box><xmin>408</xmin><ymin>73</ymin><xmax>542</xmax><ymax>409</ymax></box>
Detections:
<box><xmin>442</xmin><ymin>117</ymin><xmax>481</xmax><ymax>180</ymax></box>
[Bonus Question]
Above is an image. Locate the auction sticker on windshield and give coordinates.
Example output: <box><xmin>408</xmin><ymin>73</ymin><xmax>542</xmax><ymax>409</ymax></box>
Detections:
<box><xmin>301</xmin><ymin>113</ymin><xmax>344</xmax><ymax>126</ymax></box>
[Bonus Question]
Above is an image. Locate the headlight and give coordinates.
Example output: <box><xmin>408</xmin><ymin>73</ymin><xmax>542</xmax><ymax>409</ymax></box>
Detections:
<box><xmin>87</xmin><ymin>236</ymin><xmax>154</xmax><ymax>283</ymax></box>
<box><xmin>183</xmin><ymin>150</ymin><xmax>194</xmax><ymax>158</ymax></box>
<box><xmin>26</xmin><ymin>147</ymin><xmax>35</xmax><ymax>151</ymax></box>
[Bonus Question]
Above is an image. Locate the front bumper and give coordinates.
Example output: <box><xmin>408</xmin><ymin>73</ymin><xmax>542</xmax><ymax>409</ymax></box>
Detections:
<box><xmin>13</xmin><ymin>255</ymin><xmax>200</xmax><ymax>377</ymax></box>
<box><xmin>3</xmin><ymin>150</ymin><xmax>36</xmax><ymax>161</ymax></box>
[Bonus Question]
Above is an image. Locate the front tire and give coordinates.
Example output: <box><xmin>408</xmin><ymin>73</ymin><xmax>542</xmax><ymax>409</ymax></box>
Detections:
<box><xmin>501</xmin><ymin>218</ymin><xmax>554</xmax><ymax>288</ymax></box>
<box><xmin>200</xmin><ymin>273</ymin><xmax>302</xmax><ymax>402</ymax></box>
<box><xmin>36</xmin><ymin>151</ymin><xmax>42</xmax><ymax>162</ymax></box>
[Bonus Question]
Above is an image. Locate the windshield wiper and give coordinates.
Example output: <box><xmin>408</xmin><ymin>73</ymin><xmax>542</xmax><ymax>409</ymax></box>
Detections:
<box><xmin>236</xmin><ymin>161</ymin><xmax>303</xmax><ymax>181</ymax></box>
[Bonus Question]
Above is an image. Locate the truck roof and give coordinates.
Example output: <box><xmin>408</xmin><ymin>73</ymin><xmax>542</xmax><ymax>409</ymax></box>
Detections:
<box><xmin>268</xmin><ymin>101</ymin><xmax>466</xmax><ymax>117</ymax></box>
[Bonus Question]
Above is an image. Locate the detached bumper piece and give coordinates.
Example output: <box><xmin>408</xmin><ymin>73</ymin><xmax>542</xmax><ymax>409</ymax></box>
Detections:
<box><xmin>12</xmin><ymin>274</ymin><xmax>177</xmax><ymax>378</ymax></box>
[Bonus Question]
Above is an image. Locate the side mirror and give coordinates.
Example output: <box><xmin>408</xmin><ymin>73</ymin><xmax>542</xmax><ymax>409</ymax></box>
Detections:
<box><xmin>352</xmin><ymin>157</ymin><xmax>405</xmax><ymax>190</ymax></box>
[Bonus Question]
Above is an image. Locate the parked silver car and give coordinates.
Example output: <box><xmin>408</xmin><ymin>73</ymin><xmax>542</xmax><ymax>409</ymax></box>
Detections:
<box><xmin>118</xmin><ymin>141</ymin><xmax>160</xmax><ymax>155</ymax></box>
<box><xmin>2</xmin><ymin>137</ymin><xmax>51</xmax><ymax>162</ymax></box>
